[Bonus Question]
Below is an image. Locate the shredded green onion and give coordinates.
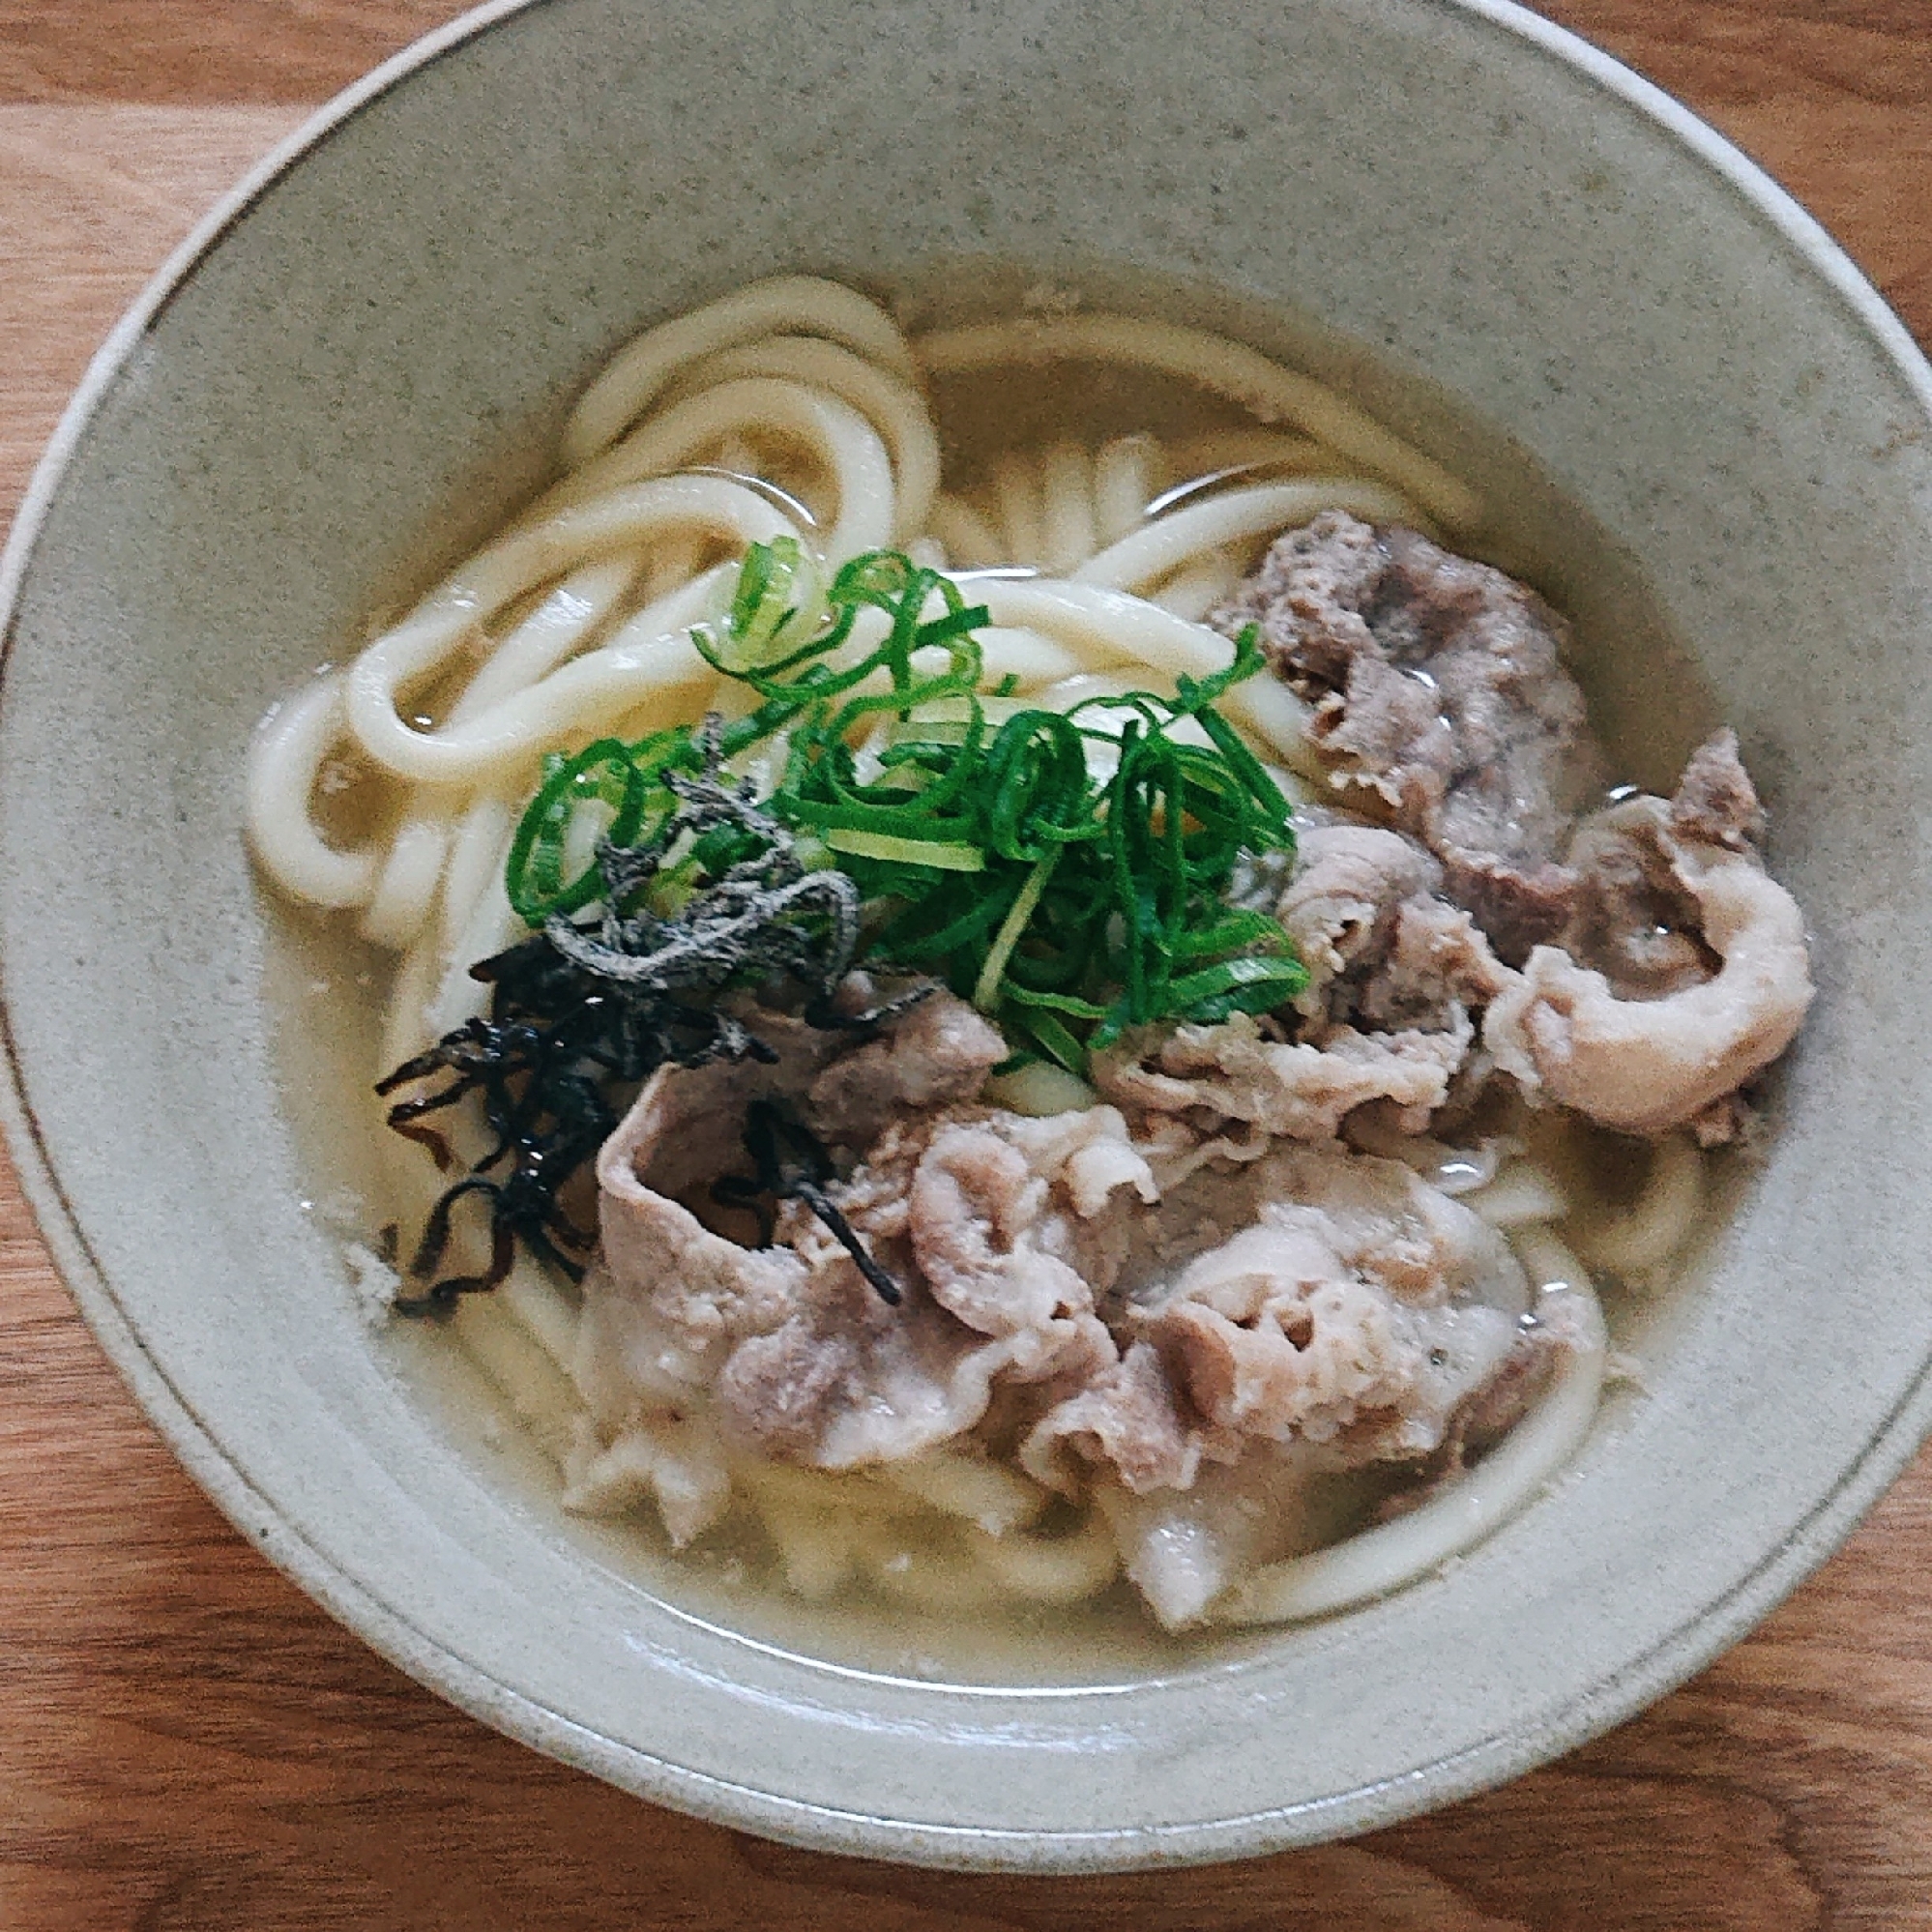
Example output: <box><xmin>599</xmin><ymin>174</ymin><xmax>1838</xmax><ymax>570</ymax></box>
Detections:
<box><xmin>973</xmin><ymin>850</ymin><xmax>1060</xmax><ymax>1011</ymax></box>
<box><xmin>823</xmin><ymin>829</ymin><xmax>988</xmax><ymax>872</ymax></box>
<box><xmin>503</xmin><ymin>543</ymin><xmax>1308</xmax><ymax>1067</ymax></box>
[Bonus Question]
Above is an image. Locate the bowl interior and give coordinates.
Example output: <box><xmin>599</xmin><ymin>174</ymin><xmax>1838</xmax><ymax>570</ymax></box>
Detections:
<box><xmin>4</xmin><ymin>0</ymin><xmax>1931</xmax><ymax>1869</ymax></box>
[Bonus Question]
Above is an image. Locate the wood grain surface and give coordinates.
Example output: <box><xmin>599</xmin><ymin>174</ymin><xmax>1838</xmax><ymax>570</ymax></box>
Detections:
<box><xmin>4</xmin><ymin>6</ymin><xmax>1931</xmax><ymax>1927</ymax></box>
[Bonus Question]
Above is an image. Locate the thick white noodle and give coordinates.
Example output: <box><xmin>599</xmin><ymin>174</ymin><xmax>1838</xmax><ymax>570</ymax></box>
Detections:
<box><xmin>1214</xmin><ymin>1233</ymin><xmax>1607</xmax><ymax>1625</ymax></box>
<box><xmin>427</xmin><ymin>861</ymin><xmax>520</xmax><ymax>1038</ymax></box>
<box><xmin>970</xmin><ymin>577</ymin><xmax>1323</xmax><ymax>775</ymax></box>
<box><xmin>348</xmin><ymin>511</ymin><xmax>778</xmax><ymax>786</ymax></box>
<box><xmin>859</xmin><ymin>1530</ymin><xmax>1015</xmax><ymax>1612</ymax></box>
<box><xmin>259</xmin><ymin>286</ymin><xmax>1463</xmax><ymax>931</ymax></box>
<box><xmin>959</xmin><ymin>626</ymin><xmax>1087</xmax><ymax>688</ymax></box>
<box><xmin>929</xmin><ymin>493</ymin><xmax>1004</xmax><ymax>568</ymax></box>
<box><xmin>1578</xmin><ymin>1132</ymin><xmax>1706</xmax><ymax>1281</ymax></box>
<box><xmin>743</xmin><ymin>1489</ymin><xmax>866</xmax><ymax>1599</ymax></box>
<box><xmin>455</xmin><ymin>559</ymin><xmax>638</xmax><ymax>716</ymax></box>
<box><xmin>989</xmin><ymin>451</ymin><xmax>1048</xmax><ymax>567</ymax></box>
<box><xmin>1039</xmin><ymin>442</ymin><xmax>1099</xmax><ymax>572</ymax></box>
<box><xmin>367</xmin><ymin>750</ymin><xmax>523</xmax><ymax>1023</ymax></box>
<box><xmin>735</xmin><ymin>1464</ymin><xmax>912</xmax><ymax>1599</ymax></box>
<box><xmin>403</xmin><ymin>797</ymin><xmax>520</xmax><ymax>1042</ymax></box>
<box><xmin>360</xmin><ymin>814</ymin><xmax>452</xmax><ymax>950</ymax></box>
<box><xmin>246</xmin><ymin>674</ymin><xmax>382</xmax><ymax>909</ymax></box>
<box><xmin>438</xmin><ymin>794</ymin><xmax>517</xmax><ymax>955</ymax></box>
<box><xmin>452</xmin><ymin>1298</ymin><xmax>582</xmax><ymax>1464</ymax></box>
<box><xmin>965</xmin><ymin>1513</ymin><xmax>1121</xmax><ymax>1604</ymax></box>
<box><xmin>971</xmin><ymin>576</ymin><xmax>1240</xmax><ymax>679</ymax></box>
<box><xmin>1465</xmin><ymin>1160</ymin><xmax>1571</xmax><ymax>1229</ymax></box>
<box><xmin>917</xmin><ymin>314</ymin><xmax>1482</xmax><ymax>532</ymax></box>
<box><xmin>562</xmin><ymin>275</ymin><xmax>915</xmax><ymax>467</ymax></box>
<box><xmin>668</xmin><ymin>337</ymin><xmax>942</xmax><ymax>542</ymax></box>
<box><xmin>1147</xmin><ymin>556</ymin><xmax>1244</xmax><ymax>623</ymax></box>
<box><xmin>350</xmin><ymin>560</ymin><xmax>645</xmax><ymax>949</ymax></box>
<box><xmin>877</xmin><ymin>1451</ymin><xmax>1046</xmax><ymax>1535</ymax></box>
<box><xmin>495</xmin><ymin>1252</ymin><xmax>583</xmax><ymax>1369</ymax></box>
<box><xmin>378</xmin><ymin>918</ymin><xmax>444</xmax><ymax>1073</ymax></box>
<box><xmin>547</xmin><ymin>377</ymin><xmax>895</xmax><ymax>560</ymax></box>
<box><xmin>1094</xmin><ymin>433</ymin><xmax>1163</xmax><ymax>544</ymax></box>
<box><xmin>1072</xmin><ymin>479</ymin><xmax>1420</xmax><ymax>592</ymax></box>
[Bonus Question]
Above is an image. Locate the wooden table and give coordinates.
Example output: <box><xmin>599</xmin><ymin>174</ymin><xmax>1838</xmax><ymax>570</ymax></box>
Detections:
<box><xmin>5</xmin><ymin>5</ymin><xmax>1930</xmax><ymax>1925</ymax></box>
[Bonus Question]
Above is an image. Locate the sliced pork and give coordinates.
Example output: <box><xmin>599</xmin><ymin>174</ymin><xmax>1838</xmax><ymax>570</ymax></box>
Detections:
<box><xmin>807</xmin><ymin>987</ymin><xmax>1010</xmax><ymax>1150</ymax></box>
<box><xmin>1484</xmin><ymin>807</ymin><xmax>1811</xmax><ymax>1138</ymax></box>
<box><xmin>1669</xmin><ymin>726</ymin><xmax>1766</xmax><ymax>852</ymax></box>
<box><xmin>585</xmin><ymin>1010</ymin><xmax>1136</xmax><ymax>1476</ymax></box>
<box><xmin>575</xmin><ymin>981</ymin><xmax>1576</xmax><ymax>1623</ymax></box>
<box><xmin>1093</xmin><ymin>1010</ymin><xmax>1473</xmax><ymax>1142</ymax></box>
<box><xmin>1211</xmin><ymin>510</ymin><xmax>1602</xmax><ymax>962</ymax></box>
<box><xmin>1019</xmin><ymin>1144</ymin><xmax>1532</xmax><ymax>1626</ymax></box>
<box><xmin>1278</xmin><ymin>822</ymin><xmax>1509</xmax><ymax>1032</ymax></box>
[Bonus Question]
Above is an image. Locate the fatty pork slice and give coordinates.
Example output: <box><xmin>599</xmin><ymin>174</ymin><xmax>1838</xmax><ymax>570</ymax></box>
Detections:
<box><xmin>806</xmin><ymin>983</ymin><xmax>1016</xmax><ymax>1152</ymax></box>
<box><xmin>1563</xmin><ymin>730</ymin><xmax>1769</xmax><ymax>1002</ymax></box>
<box><xmin>1094</xmin><ymin>822</ymin><xmax>1510</xmax><ymax>1148</ymax></box>
<box><xmin>582</xmin><ymin>986</ymin><xmax>1009</xmax><ymax>1407</ymax></box>
<box><xmin>1092</xmin><ymin>1009</ymin><xmax>1474</xmax><ymax>1143</ymax></box>
<box><xmin>579</xmin><ymin>1028</ymin><xmax>827</xmax><ymax>1417</ymax></box>
<box><xmin>571</xmin><ymin>1025</ymin><xmax>831</xmax><ymax>1544</ymax></box>
<box><xmin>1485</xmin><ymin>738</ymin><xmax>1813</xmax><ymax>1140</ymax></box>
<box><xmin>1376</xmin><ymin>1281</ymin><xmax>1597</xmax><ymax>1524</ymax></box>
<box><xmin>721</xmin><ymin>1109</ymin><xmax>1144</xmax><ymax>1465</ymax></box>
<box><xmin>1023</xmin><ymin>1146</ymin><xmax>1530</xmax><ymax>1625</ymax></box>
<box><xmin>1211</xmin><ymin>511</ymin><xmax>1602</xmax><ymax>962</ymax></box>
<box><xmin>1025</xmin><ymin>1148</ymin><xmax>1527</xmax><ymax>1482</ymax></box>
<box><xmin>581</xmin><ymin>991</ymin><xmax>1152</xmax><ymax>1500</ymax></box>
<box><xmin>1137</xmin><ymin>1146</ymin><xmax>1528</xmax><ymax>1460</ymax></box>
<box><xmin>1280</xmin><ymin>822</ymin><xmax>1511</xmax><ymax>1033</ymax></box>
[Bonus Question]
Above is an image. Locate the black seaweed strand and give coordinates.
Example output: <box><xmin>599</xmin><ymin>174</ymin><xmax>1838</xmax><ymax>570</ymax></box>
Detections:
<box><xmin>711</xmin><ymin>1100</ymin><xmax>902</xmax><ymax>1306</ymax></box>
<box><xmin>379</xmin><ymin>731</ymin><xmax>868</xmax><ymax>1317</ymax></box>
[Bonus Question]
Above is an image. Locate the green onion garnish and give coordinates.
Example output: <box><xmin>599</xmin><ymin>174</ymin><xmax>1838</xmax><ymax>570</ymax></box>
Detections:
<box><xmin>503</xmin><ymin>543</ymin><xmax>1307</xmax><ymax>1069</ymax></box>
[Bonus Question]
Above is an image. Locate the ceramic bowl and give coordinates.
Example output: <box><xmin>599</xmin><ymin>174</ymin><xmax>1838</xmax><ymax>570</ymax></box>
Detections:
<box><xmin>3</xmin><ymin>0</ymin><xmax>1928</xmax><ymax>1872</ymax></box>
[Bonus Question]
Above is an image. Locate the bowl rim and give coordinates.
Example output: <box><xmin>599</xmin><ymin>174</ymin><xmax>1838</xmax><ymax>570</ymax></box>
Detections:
<box><xmin>4</xmin><ymin>0</ymin><xmax>1930</xmax><ymax>1871</ymax></box>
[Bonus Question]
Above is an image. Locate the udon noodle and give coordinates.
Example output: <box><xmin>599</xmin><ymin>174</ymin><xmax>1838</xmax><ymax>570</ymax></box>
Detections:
<box><xmin>249</xmin><ymin>276</ymin><xmax>1808</xmax><ymax>1632</ymax></box>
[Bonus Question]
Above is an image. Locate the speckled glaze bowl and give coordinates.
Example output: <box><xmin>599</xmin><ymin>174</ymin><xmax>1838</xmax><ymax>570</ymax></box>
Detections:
<box><xmin>2</xmin><ymin>0</ymin><xmax>1927</xmax><ymax>1871</ymax></box>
